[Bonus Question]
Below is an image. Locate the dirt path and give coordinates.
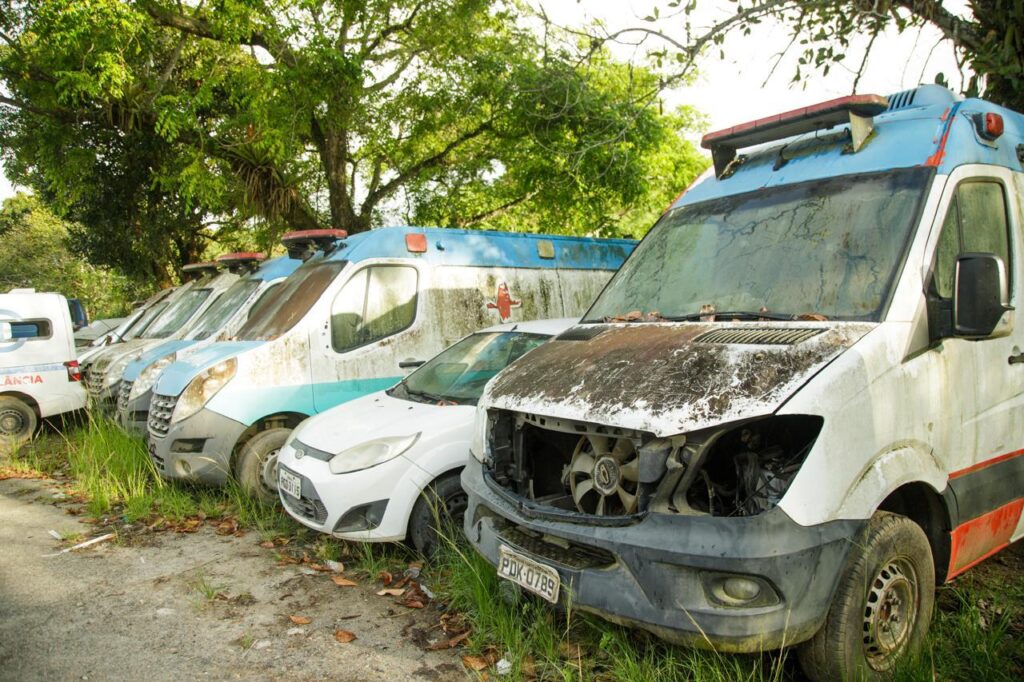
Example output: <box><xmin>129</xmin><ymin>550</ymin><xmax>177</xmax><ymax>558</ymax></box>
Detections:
<box><xmin>0</xmin><ymin>477</ymin><xmax>464</xmax><ymax>681</ymax></box>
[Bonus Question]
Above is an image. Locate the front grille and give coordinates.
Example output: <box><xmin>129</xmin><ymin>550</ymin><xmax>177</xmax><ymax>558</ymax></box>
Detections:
<box><xmin>148</xmin><ymin>393</ymin><xmax>178</xmax><ymax>439</ymax></box>
<box><xmin>148</xmin><ymin>440</ymin><xmax>165</xmax><ymax>473</ymax></box>
<box><xmin>280</xmin><ymin>468</ymin><xmax>328</xmax><ymax>524</ymax></box>
<box><xmin>694</xmin><ymin>327</ymin><xmax>824</xmax><ymax>346</ymax></box>
<box><xmin>85</xmin><ymin>367</ymin><xmax>104</xmax><ymax>396</ymax></box>
<box><xmin>117</xmin><ymin>381</ymin><xmax>133</xmax><ymax>413</ymax></box>
<box><xmin>496</xmin><ymin>524</ymin><xmax>615</xmax><ymax>570</ymax></box>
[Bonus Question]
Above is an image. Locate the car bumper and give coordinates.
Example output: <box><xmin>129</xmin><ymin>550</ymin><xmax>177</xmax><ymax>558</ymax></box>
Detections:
<box><xmin>148</xmin><ymin>407</ymin><xmax>247</xmax><ymax>486</ymax></box>
<box><xmin>277</xmin><ymin>443</ymin><xmax>432</xmax><ymax>541</ymax></box>
<box><xmin>461</xmin><ymin>458</ymin><xmax>863</xmax><ymax>652</ymax></box>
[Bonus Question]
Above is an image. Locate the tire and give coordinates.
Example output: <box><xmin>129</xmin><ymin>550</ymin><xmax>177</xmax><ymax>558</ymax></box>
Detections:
<box><xmin>235</xmin><ymin>428</ymin><xmax>291</xmax><ymax>503</ymax></box>
<box><xmin>408</xmin><ymin>472</ymin><xmax>468</xmax><ymax>559</ymax></box>
<box><xmin>798</xmin><ymin>511</ymin><xmax>935</xmax><ymax>681</ymax></box>
<box><xmin>0</xmin><ymin>396</ymin><xmax>38</xmax><ymax>448</ymax></box>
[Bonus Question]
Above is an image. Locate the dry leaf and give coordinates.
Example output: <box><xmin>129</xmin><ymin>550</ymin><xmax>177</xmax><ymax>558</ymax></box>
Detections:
<box><xmin>334</xmin><ymin>629</ymin><xmax>357</xmax><ymax>643</ymax></box>
<box><xmin>462</xmin><ymin>655</ymin><xmax>489</xmax><ymax>671</ymax></box>
<box><xmin>403</xmin><ymin>599</ymin><xmax>425</xmax><ymax>609</ymax></box>
<box><xmin>448</xmin><ymin>630</ymin><xmax>471</xmax><ymax>647</ymax></box>
<box><xmin>377</xmin><ymin>570</ymin><xmax>393</xmax><ymax>586</ymax></box>
<box><xmin>558</xmin><ymin>642</ymin><xmax>582</xmax><ymax>660</ymax></box>
<box><xmin>259</xmin><ymin>540</ymin><xmax>274</xmax><ymax>549</ymax></box>
<box><xmin>289</xmin><ymin>615</ymin><xmax>311</xmax><ymax>625</ymax></box>
<box><xmin>376</xmin><ymin>588</ymin><xmax>405</xmax><ymax>596</ymax></box>
<box><xmin>521</xmin><ymin>656</ymin><xmax>537</xmax><ymax>679</ymax></box>
<box><xmin>331</xmin><ymin>576</ymin><xmax>358</xmax><ymax>587</ymax></box>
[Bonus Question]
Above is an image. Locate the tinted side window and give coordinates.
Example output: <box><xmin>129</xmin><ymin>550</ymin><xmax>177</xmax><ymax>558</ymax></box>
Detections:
<box><xmin>931</xmin><ymin>181</ymin><xmax>1012</xmax><ymax>299</ymax></box>
<box><xmin>331</xmin><ymin>266</ymin><xmax>418</xmax><ymax>352</ymax></box>
<box><xmin>11</xmin><ymin>319</ymin><xmax>52</xmax><ymax>339</ymax></box>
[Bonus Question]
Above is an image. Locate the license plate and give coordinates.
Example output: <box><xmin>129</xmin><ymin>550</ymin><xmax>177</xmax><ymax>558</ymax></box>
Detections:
<box><xmin>279</xmin><ymin>468</ymin><xmax>302</xmax><ymax>500</ymax></box>
<box><xmin>497</xmin><ymin>545</ymin><xmax>560</xmax><ymax>603</ymax></box>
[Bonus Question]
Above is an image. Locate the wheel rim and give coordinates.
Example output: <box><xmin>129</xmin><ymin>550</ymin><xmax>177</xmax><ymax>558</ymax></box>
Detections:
<box><xmin>259</xmin><ymin>448</ymin><xmax>280</xmax><ymax>495</ymax></box>
<box><xmin>445</xmin><ymin>491</ymin><xmax>468</xmax><ymax>524</ymax></box>
<box><xmin>863</xmin><ymin>557</ymin><xmax>918</xmax><ymax>671</ymax></box>
<box><xmin>0</xmin><ymin>408</ymin><xmax>27</xmax><ymax>437</ymax></box>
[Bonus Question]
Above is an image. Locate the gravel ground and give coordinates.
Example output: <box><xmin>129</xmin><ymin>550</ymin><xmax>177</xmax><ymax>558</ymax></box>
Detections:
<box><xmin>0</xmin><ymin>477</ymin><xmax>465</xmax><ymax>682</ymax></box>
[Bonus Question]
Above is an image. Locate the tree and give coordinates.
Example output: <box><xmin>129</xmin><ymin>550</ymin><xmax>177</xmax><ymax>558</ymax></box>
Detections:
<box><xmin>586</xmin><ymin>1</ymin><xmax>1024</xmax><ymax>111</ymax></box>
<box><xmin>0</xmin><ymin>0</ymin><xmax>708</xmax><ymax>279</ymax></box>
<box><xmin>0</xmin><ymin>193</ymin><xmax>142</xmax><ymax>318</ymax></box>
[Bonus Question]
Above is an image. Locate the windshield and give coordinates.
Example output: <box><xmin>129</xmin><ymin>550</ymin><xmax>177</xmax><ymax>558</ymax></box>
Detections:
<box><xmin>186</xmin><ymin>280</ymin><xmax>261</xmax><ymax>340</ymax></box>
<box><xmin>390</xmin><ymin>331</ymin><xmax>550</xmax><ymax>405</ymax></box>
<box><xmin>145</xmin><ymin>289</ymin><xmax>213</xmax><ymax>339</ymax></box>
<box><xmin>585</xmin><ymin>169</ymin><xmax>931</xmax><ymax>322</ymax></box>
<box><xmin>236</xmin><ymin>261</ymin><xmax>345</xmax><ymax>340</ymax></box>
<box><xmin>124</xmin><ymin>302</ymin><xmax>169</xmax><ymax>340</ymax></box>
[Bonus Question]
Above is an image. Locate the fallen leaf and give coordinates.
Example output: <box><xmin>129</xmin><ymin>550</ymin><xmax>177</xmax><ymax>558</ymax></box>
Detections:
<box><xmin>377</xmin><ymin>570</ymin><xmax>393</xmax><ymax>586</ymax></box>
<box><xmin>259</xmin><ymin>541</ymin><xmax>274</xmax><ymax>549</ymax></box>
<box><xmin>462</xmin><ymin>655</ymin><xmax>489</xmax><ymax>671</ymax></box>
<box><xmin>289</xmin><ymin>615</ymin><xmax>311</xmax><ymax>625</ymax></box>
<box><xmin>376</xmin><ymin>588</ymin><xmax>405</xmax><ymax>596</ymax></box>
<box><xmin>334</xmin><ymin>629</ymin><xmax>357</xmax><ymax>644</ymax></box>
<box><xmin>521</xmin><ymin>656</ymin><xmax>536</xmax><ymax>679</ymax></box>
<box><xmin>448</xmin><ymin>630</ymin><xmax>471</xmax><ymax>647</ymax></box>
<box><xmin>403</xmin><ymin>599</ymin><xmax>425</xmax><ymax>609</ymax></box>
<box><xmin>331</xmin><ymin>576</ymin><xmax>358</xmax><ymax>587</ymax></box>
<box><xmin>558</xmin><ymin>642</ymin><xmax>582</xmax><ymax>660</ymax></box>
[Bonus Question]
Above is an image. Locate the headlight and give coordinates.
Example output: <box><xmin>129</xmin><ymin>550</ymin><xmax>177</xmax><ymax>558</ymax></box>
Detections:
<box><xmin>105</xmin><ymin>352</ymin><xmax>141</xmax><ymax>386</ymax></box>
<box><xmin>470</xmin><ymin>403</ymin><xmax>488</xmax><ymax>462</ymax></box>
<box><xmin>328</xmin><ymin>433</ymin><xmax>420</xmax><ymax>474</ymax></box>
<box><xmin>130</xmin><ymin>353</ymin><xmax>177</xmax><ymax>400</ymax></box>
<box><xmin>171</xmin><ymin>357</ymin><xmax>237</xmax><ymax>424</ymax></box>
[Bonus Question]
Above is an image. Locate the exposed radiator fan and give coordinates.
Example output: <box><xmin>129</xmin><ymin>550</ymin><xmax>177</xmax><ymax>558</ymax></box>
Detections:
<box><xmin>568</xmin><ymin>434</ymin><xmax>640</xmax><ymax>515</ymax></box>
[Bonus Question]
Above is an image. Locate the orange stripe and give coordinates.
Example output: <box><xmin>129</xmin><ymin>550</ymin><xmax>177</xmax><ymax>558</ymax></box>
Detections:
<box><xmin>947</xmin><ymin>498</ymin><xmax>1024</xmax><ymax>579</ymax></box>
<box><xmin>924</xmin><ymin>106</ymin><xmax>956</xmax><ymax>167</ymax></box>
<box><xmin>948</xmin><ymin>447</ymin><xmax>1024</xmax><ymax>480</ymax></box>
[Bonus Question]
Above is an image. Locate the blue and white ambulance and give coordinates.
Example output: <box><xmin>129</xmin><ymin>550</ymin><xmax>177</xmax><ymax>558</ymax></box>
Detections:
<box><xmin>116</xmin><ymin>253</ymin><xmax>302</xmax><ymax>433</ymax></box>
<box><xmin>463</xmin><ymin>85</ymin><xmax>1024</xmax><ymax>680</ymax></box>
<box><xmin>148</xmin><ymin>226</ymin><xmax>634</xmax><ymax>500</ymax></box>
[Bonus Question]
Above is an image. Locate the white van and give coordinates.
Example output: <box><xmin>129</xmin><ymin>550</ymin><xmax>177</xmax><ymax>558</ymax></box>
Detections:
<box><xmin>149</xmin><ymin>227</ymin><xmax>634</xmax><ymax>500</ymax></box>
<box><xmin>276</xmin><ymin>318</ymin><xmax>574</xmax><ymax>556</ymax></box>
<box><xmin>0</xmin><ymin>290</ymin><xmax>87</xmax><ymax>445</ymax></box>
<box><xmin>463</xmin><ymin>86</ymin><xmax>1024</xmax><ymax>680</ymax></box>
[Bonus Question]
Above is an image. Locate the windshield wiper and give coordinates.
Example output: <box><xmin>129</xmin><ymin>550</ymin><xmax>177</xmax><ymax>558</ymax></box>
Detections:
<box><xmin>665</xmin><ymin>310</ymin><xmax>796</xmax><ymax>322</ymax></box>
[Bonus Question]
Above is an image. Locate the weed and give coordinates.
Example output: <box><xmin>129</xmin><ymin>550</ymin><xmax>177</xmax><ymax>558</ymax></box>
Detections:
<box><xmin>189</xmin><ymin>572</ymin><xmax>227</xmax><ymax>603</ymax></box>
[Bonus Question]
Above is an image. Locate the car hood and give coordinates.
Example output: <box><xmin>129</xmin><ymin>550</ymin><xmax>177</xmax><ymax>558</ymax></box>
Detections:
<box><xmin>123</xmin><ymin>339</ymin><xmax>196</xmax><ymax>381</ymax></box>
<box><xmin>483</xmin><ymin>322</ymin><xmax>875</xmax><ymax>437</ymax></box>
<box><xmin>88</xmin><ymin>338</ymin><xmax>158</xmax><ymax>375</ymax></box>
<box><xmin>154</xmin><ymin>340</ymin><xmax>263</xmax><ymax>397</ymax></box>
<box><xmin>295</xmin><ymin>391</ymin><xmax>474</xmax><ymax>457</ymax></box>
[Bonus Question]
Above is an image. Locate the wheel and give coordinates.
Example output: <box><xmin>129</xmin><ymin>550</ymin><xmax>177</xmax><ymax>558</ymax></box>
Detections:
<box><xmin>235</xmin><ymin>428</ymin><xmax>291</xmax><ymax>503</ymax></box>
<box><xmin>798</xmin><ymin>512</ymin><xmax>935</xmax><ymax>681</ymax></box>
<box><xmin>408</xmin><ymin>472</ymin><xmax>468</xmax><ymax>559</ymax></box>
<box><xmin>0</xmin><ymin>396</ymin><xmax>38</xmax><ymax>448</ymax></box>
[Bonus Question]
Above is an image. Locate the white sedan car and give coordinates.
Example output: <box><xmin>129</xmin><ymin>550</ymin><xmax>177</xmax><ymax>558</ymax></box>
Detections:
<box><xmin>276</xmin><ymin>318</ymin><xmax>574</xmax><ymax>556</ymax></box>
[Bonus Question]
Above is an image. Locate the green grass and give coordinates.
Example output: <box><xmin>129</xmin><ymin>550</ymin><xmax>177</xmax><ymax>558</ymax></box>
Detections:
<box><xmin>7</xmin><ymin>418</ymin><xmax>1022</xmax><ymax>681</ymax></box>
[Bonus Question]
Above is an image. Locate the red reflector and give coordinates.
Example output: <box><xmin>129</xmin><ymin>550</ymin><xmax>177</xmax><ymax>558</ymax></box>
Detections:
<box><xmin>983</xmin><ymin>113</ymin><xmax>1004</xmax><ymax>140</ymax></box>
<box><xmin>181</xmin><ymin>261</ymin><xmax>219</xmax><ymax>273</ymax></box>
<box><xmin>281</xmin><ymin>229</ymin><xmax>349</xmax><ymax>243</ymax></box>
<box><xmin>216</xmin><ymin>251</ymin><xmax>266</xmax><ymax>263</ymax></box>
<box><xmin>65</xmin><ymin>360</ymin><xmax>82</xmax><ymax>382</ymax></box>
<box><xmin>405</xmin><ymin>233</ymin><xmax>428</xmax><ymax>253</ymax></box>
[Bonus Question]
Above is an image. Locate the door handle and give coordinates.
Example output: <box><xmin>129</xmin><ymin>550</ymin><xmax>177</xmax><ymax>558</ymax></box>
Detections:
<box><xmin>1009</xmin><ymin>352</ymin><xmax>1024</xmax><ymax>365</ymax></box>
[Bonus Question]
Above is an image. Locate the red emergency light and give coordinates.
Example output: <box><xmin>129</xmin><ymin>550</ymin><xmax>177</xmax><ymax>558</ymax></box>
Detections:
<box><xmin>701</xmin><ymin>94</ymin><xmax>889</xmax><ymax>178</ymax></box>
<box><xmin>972</xmin><ymin>112</ymin><xmax>1004</xmax><ymax>141</ymax></box>
<box><xmin>405</xmin><ymin>233</ymin><xmax>428</xmax><ymax>253</ymax></box>
<box><xmin>216</xmin><ymin>252</ymin><xmax>266</xmax><ymax>272</ymax></box>
<box><xmin>181</xmin><ymin>261</ymin><xmax>221</xmax><ymax>277</ymax></box>
<box><xmin>281</xmin><ymin>229</ymin><xmax>349</xmax><ymax>261</ymax></box>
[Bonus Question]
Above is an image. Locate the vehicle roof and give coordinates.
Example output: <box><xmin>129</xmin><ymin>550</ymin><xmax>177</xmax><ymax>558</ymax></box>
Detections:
<box><xmin>478</xmin><ymin>317</ymin><xmax>578</xmax><ymax>335</ymax></box>
<box><xmin>251</xmin><ymin>255</ymin><xmax>302</xmax><ymax>281</ymax></box>
<box><xmin>676</xmin><ymin>85</ymin><xmax>1024</xmax><ymax>208</ymax></box>
<box><xmin>323</xmin><ymin>226</ymin><xmax>635</xmax><ymax>271</ymax></box>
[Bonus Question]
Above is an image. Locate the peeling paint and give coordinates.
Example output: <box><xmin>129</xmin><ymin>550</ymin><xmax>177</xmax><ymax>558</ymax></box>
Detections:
<box><xmin>486</xmin><ymin>322</ymin><xmax>875</xmax><ymax>437</ymax></box>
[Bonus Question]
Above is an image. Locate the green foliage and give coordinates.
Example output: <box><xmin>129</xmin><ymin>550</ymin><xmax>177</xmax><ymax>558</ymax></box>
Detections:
<box><xmin>0</xmin><ymin>193</ymin><xmax>142</xmax><ymax>318</ymax></box>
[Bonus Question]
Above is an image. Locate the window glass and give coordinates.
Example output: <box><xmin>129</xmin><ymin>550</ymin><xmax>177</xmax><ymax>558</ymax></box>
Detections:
<box><xmin>331</xmin><ymin>265</ymin><xmax>418</xmax><ymax>352</ymax></box>
<box><xmin>584</xmin><ymin>168</ymin><xmax>930</xmax><ymax>322</ymax></box>
<box><xmin>393</xmin><ymin>331</ymin><xmax>550</xmax><ymax>405</ymax></box>
<box><xmin>145</xmin><ymin>289</ymin><xmax>213</xmax><ymax>339</ymax></box>
<box><xmin>931</xmin><ymin>181</ymin><xmax>1011</xmax><ymax>299</ymax></box>
<box><xmin>246</xmin><ymin>282</ymin><xmax>282</xmax><ymax>320</ymax></box>
<box><xmin>124</xmin><ymin>301</ymin><xmax>169</xmax><ymax>340</ymax></box>
<box><xmin>187</xmin><ymin>280</ymin><xmax>260</xmax><ymax>340</ymax></box>
<box><xmin>236</xmin><ymin>262</ymin><xmax>345</xmax><ymax>340</ymax></box>
<box><xmin>10</xmin><ymin>320</ymin><xmax>52</xmax><ymax>339</ymax></box>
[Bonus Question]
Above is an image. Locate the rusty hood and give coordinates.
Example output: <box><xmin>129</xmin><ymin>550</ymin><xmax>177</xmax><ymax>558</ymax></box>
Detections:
<box><xmin>483</xmin><ymin>322</ymin><xmax>874</xmax><ymax>437</ymax></box>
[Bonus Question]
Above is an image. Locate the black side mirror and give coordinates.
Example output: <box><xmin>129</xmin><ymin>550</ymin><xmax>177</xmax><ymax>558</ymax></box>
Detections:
<box><xmin>954</xmin><ymin>253</ymin><xmax>1012</xmax><ymax>337</ymax></box>
<box><xmin>399</xmin><ymin>358</ymin><xmax>425</xmax><ymax>369</ymax></box>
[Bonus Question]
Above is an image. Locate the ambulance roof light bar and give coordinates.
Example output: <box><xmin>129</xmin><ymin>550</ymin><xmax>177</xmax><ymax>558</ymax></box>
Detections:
<box><xmin>280</xmin><ymin>229</ymin><xmax>349</xmax><ymax>261</ymax></box>
<box><xmin>215</xmin><ymin>252</ymin><xmax>266</xmax><ymax>273</ymax></box>
<box><xmin>701</xmin><ymin>94</ymin><xmax>889</xmax><ymax>178</ymax></box>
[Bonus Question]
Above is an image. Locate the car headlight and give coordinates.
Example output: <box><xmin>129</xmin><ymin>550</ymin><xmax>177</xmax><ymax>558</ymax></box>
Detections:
<box><xmin>105</xmin><ymin>352</ymin><xmax>141</xmax><ymax>386</ymax></box>
<box><xmin>328</xmin><ymin>433</ymin><xmax>420</xmax><ymax>475</ymax></box>
<box><xmin>470</xmin><ymin>403</ymin><xmax>488</xmax><ymax>462</ymax></box>
<box><xmin>130</xmin><ymin>353</ymin><xmax>177</xmax><ymax>400</ymax></box>
<box><xmin>171</xmin><ymin>357</ymin><xmax>237</xmax><ymax>424</ymax></box>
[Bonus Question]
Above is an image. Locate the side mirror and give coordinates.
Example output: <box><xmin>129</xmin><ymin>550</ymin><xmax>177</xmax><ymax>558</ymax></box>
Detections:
<box><xmin>954</xmin><ymin>253</ymin><xmax>1012</xmax><ymax>337</ymax></box>
<box><xmin>0</xmin><ymin>321</ymin><xmax>12</xmax><ymax>342</ymax></box>
<box><xmin>399</xmin><ymin>358</ymin><xmax>425</xmax><ymax>369</ymax></box>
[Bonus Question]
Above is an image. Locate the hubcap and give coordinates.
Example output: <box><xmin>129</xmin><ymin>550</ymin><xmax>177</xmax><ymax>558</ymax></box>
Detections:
<box><xmin>863</xmin><ymin>558</ymin><xmax>918</xmax><ymax>671</ymax></box>
<box><xmin>260</xmin><ymin>449</ymin><xmax>280</xmax><ymax>494</ymax></box>
<box><xmin>0</xmin><ymin>408</ymin><xmax>26</xmax><ymax>436</ymax></box>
